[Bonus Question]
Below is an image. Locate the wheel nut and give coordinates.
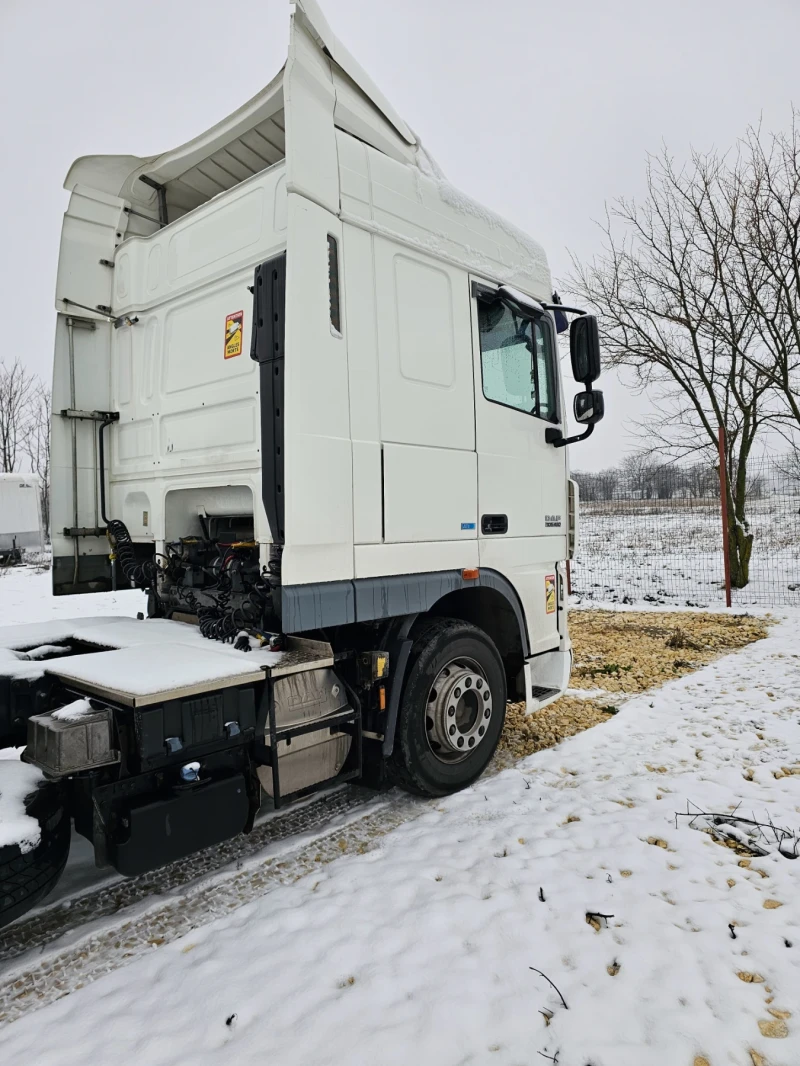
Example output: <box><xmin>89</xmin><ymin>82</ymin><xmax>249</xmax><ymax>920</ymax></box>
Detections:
<box><xmin>484</xmin><ymin>708</ymin><xmax>490</xmax><ymax>718</ymax></box>
<box><xmin>476</xmin><ymin>679</ymin><xmax>483</xmax><ymax>689</ymax></box>
<box><xmin>448</xmin><ymin>706</ymin><xmax>455</xmax><ymax>716</ymax></box>
<box><xmin>454</xmin><ymin>687</ymin><xmax>461</xmax><ymax>698</ymax></box>
<box><xmin>449</xmin><ymin>724</ymin><xmax>456</xmax><ymax>736</ymax></box>
<box><xmin>483</xmin><ymin>690</ymin><xmax>490</xmax><ymax>701</ymax></box>
<box><xmin>464</xmin><ymin>677</ymin><xmax>472</xmax><ymax>688</ymax></box>
<box><xmin>478</xmin><ymin>726</ymin><xmax>485</xmax><ymax>736</ymax></box>
<box><xmin>457</xmin><ymin>737</ymin><xmax>464</xmax><ymax>748</ymax></box>
<box><xmin>468</xmin><ymin>737</ymin><xmax>475</xmax><ymax>747</ymax></box>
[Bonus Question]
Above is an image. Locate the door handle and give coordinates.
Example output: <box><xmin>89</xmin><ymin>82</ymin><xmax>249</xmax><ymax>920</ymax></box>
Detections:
<box><xmin>481</xmin><ymin>514</ymin><xmax>508</xmax><ymax>535</ymax></box>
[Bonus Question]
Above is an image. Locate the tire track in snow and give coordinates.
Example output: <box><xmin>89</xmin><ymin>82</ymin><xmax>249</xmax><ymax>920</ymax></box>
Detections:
<box><xmin>0</xmin><ymin>786</ymin><xmax>380</xmax><ymax>968</ymax></box>
<box><xmin>0</xmin><ymin>793</ymin><xmax>422</xmax><ymax>1027</ymax></box>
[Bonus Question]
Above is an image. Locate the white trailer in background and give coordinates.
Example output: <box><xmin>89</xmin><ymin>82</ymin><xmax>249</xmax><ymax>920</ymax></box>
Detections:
<box><xmin>0</xmin><ymin>0</ymin><xmax>604</xmax><ymax>927</ymax></box>
<box><xmin>0</xmin><ymin>474</ymin><xmax>43</xmax><ymax>563</ymax></box>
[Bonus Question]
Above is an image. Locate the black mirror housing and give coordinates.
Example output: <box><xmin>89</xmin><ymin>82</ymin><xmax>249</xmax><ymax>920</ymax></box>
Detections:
<box><xmin>569</xmin><ymin>315</ymin><xmax>601</xmax><ymax>384</ymax></box>
<box><xmin>573</xmin><ymin>389</ymin><xmax>604</xmax><ymax>425</ymax></box>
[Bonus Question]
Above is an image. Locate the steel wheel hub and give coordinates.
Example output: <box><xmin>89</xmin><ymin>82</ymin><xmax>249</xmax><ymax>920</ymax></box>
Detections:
<box><xmin>425</xmin><ymin>658</ymin><xmax>493</xmax><ymax>763</ymax></box>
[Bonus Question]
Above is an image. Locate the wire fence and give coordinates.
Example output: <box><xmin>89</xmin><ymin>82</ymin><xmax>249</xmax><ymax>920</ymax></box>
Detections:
<box><xmin>570</xmin><ymin>458</ymin><xmax>800</xmax><ymax>608</ymax></box>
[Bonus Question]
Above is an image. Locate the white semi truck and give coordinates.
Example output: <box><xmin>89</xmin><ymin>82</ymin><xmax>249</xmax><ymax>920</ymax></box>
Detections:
<box><xmin>0</xmin><ymin>0</ymin><xmax>603</xmax><ymax>926</ymax></box>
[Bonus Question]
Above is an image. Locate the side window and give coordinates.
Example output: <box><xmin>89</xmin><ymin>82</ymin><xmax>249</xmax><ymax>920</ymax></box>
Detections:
<box><xmin>327</xmin><ymin>235</ymin><xmax>341</xmax><ymax>335</ymax></box>
<box><xmin>477</xmin><ymin>296</ymin><xmax>558</xmax><ymax>421</ymax></box>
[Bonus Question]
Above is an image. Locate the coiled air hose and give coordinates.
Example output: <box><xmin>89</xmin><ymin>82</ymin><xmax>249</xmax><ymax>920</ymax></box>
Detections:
<box><xmin>100</xmin><ymin>409</ymin><xmax>275</xmax><ymax>643</ymax></box>
<box><xmin>105</xmin><ymin>518</ymin><xmax>161</xmax><ymax>589</ymax></box>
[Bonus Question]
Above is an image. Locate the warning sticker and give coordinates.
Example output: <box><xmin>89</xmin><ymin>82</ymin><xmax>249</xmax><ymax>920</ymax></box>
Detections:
<box><xmin>224</xmin><ymin>310</ymin><xmax>244</xmax><ymax>359</ymax></box>
<box><xmin>545</xmin><ymin>574</ymin><xmax>557</xmax><ymax>614</ymax></box>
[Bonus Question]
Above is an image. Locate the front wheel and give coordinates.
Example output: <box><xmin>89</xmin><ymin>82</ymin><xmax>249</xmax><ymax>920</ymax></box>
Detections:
<box><xmin>387</xmin><ymin>617</ymin><xmax>506</xmax><ymax>797</ymax></box>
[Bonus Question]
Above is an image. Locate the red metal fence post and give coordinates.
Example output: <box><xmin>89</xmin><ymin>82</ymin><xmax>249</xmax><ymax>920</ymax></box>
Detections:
<box><xmin>718</xmin><ymin>425</ymin><xmax>732</xmax><ymax>608</ymax></box>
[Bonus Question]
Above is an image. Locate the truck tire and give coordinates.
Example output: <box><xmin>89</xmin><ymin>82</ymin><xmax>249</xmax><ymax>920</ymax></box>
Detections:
<box><xmin>387</xmin><ymin>617</ymin><xmax>506</xmax><ymax>797</ymax></box>
<box><xmin>0</xmin><ymin>782</ymin><xmax>70</xmax><ymax>929</ymax></box>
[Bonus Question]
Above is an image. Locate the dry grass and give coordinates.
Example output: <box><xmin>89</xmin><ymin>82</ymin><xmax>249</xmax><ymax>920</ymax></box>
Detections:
<box><xmin>498</xmin><ymin>697</ymin><xmax>616</xmax><ymax>764</ymax></box>
<box><xmin>569</xmin><ymin>610</ymin><xmax>769</xmax><ymax>694</ymax></box>
<box><xmin>497</xmin><ymin>609</ymin><xmax>769</xmax><ymax>763</ymax></box>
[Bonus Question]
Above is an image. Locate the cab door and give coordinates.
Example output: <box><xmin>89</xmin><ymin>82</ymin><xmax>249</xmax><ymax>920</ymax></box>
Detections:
<box><xmin>469</xmin><ymin>278</ymin><xmax>568</xmax><ymax>655</ymax></box>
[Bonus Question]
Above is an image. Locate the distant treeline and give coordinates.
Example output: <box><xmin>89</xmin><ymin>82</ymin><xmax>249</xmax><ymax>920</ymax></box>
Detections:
<box><xmin>573</xmin><ymin>451</ymin><xmax>800</xmax><ymax>503</ymax></box>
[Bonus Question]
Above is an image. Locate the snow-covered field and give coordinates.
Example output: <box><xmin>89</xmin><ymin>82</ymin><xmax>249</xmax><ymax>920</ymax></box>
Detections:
<box><xmin>0</xmin><ymin>562</ymin><xmax>145</xmax><ymax>626</ymax></box>
<box><xmin>1</xmin><ymin>564</ymin><xmax>799</xmax><ymax>1063</ymax></box>
<box><xmin>573</xmin><ymin>492</ymin><xmax>800</xmax><ymax>610</ymax></box>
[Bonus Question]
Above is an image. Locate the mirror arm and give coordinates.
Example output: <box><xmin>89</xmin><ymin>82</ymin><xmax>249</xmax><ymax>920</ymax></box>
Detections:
<box><xmin>545</xmin><ymin>423</ymin><xmax>595</xmax><ymax>449</ymax></box>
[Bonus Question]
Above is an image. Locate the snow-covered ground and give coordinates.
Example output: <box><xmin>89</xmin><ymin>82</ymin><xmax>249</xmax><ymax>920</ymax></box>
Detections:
<box><xmin>0</xmin><ymin>563</ymin><xmax>146</xmax><ymax>626</ymax></box>
<box><xmin>1</xmin><ymin>564</ymin><xmax>799</xmax><ymax>1064</ymax></box>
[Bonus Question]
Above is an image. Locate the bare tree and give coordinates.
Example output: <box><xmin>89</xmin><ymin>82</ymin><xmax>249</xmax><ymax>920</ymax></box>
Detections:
<box><xmin>568</xmin><ymin>148</ymin><xmax>775</xmax><ymax>587</ymax></box>
<box><xmin>723</xmin><ymin>113</ymin><xmax>800</xmax><ymax>438</ymax></box>
<box><xmin>776</xmin><ymin>447</ymin><xmax>800</xmax><ymax>486</ymax></box>
<box><xmin>651</xmin><ymin>463</ymin><xmax>679</xmax><ymax>500</ymax></box>
<box><xmin>22</xmin><ymin>383</ymin><xmax>52</xmax><ymax>537</ymax></box>
<box><xmin>594</xmin><ymin>468</ymin><xmax>620</xmax><ymax>501</ymax></box>
<box><xmin>570</xmin><ymin>470</ymin><xmax>595</xmax><ymax>501</ymax></box>
<box><xmin>621</xmin><ymin>451</ymin><xmax>658</xmax><ymax>498</ymax></box>
<box><xmin>571</xmin><ymin>468</ymin><xmax>619</xmax><ymax>502</ymax></box>
<box><xmin>620</xmin><ymin>451</ymin><xmax>685</xmax><ymax>500</ymax></box>
<box><xmin>0</xmin><ymin>358</ymin><xmax>37</xmax><ymax>473</ymax></box>
<box><xmin>684</xmin><ymin>461</ymin><xmax>717</xmax><ymax>499</ymax></box>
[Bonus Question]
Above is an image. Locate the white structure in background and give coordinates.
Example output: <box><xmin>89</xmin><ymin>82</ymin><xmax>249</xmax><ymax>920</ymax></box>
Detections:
<box><xmin>0</xmin><ymin>474</ymin><xmax>43</xmax><ymax>563</ymax></box>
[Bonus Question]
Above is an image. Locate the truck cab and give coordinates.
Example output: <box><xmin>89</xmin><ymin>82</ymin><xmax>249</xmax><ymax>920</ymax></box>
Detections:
<box><xmin>0</xmin><ymin>0</ymin><xmax>603</xmax><ymax>927</ymax></box>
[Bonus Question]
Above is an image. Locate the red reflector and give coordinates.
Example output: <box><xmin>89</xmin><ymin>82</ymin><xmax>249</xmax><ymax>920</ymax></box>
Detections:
<box><xmin>462</xmin><ymin>568</ymin><xmax>479</xmax><ymax>581</ymax></box>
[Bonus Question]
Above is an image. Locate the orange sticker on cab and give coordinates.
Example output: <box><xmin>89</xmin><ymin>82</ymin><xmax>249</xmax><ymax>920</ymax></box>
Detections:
<box><xmin>224</xmin><ymin>310</ymin><xmax>244</xmax><ymax>359</ymax></box>
<box><xmin>545</xmin><ymin>574</ymin><xmax>557</xmax><ymax>614</ymax></box>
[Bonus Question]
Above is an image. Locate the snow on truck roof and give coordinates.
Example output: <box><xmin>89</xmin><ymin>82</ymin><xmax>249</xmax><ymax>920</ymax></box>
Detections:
<box><xmin>61</xmin><ymin>0</ymin><xmax>549</xmax><ymax>297</ymax></box>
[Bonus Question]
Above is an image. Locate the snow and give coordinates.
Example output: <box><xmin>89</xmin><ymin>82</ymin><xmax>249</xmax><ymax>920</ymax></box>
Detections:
<box><xmin>498</xmin><ymin>283</ymin><xmax>545</xmax><ymax>315</ymax></box>
<box><xmin>0</xmin><ymin>566</ymin><xmax>146</xmax><ymax>628</ymax></box>
<box><xmin>1</xmin><ymin>586</ymin><xmax>799</xmax><ymax>1062</ymax></box>
<box><xmin>0</xmin><ymin>607</ymin><xmax>287</xmax><ymax>670</ymax></box>
<box><xmin>20</xmin><ymin>644</ymin><xmax>73</xmax><ymax>661</ymax></box>
<box><xmin>51</xmin><ymin>699</ymin><xmax>95</xmax><ymax>723</ymax></box>
<box><xmin>0</xmin><ymin>760</ymin><xmax>43</xmax><ymax>852</ymax></box>
<box><xmin>0</xmin><ymin>570</ymin><xmax>289</xmax><ymax>687</ymax></box>
<box><xmin>49</xmin><ymin>642</ymin><xmax>266</xmax><ymax>702</ymax></box>
<box><xmin>409</xmin><ymin>128</ymin><xmax>447</xmax><ymax>183</ymax></box>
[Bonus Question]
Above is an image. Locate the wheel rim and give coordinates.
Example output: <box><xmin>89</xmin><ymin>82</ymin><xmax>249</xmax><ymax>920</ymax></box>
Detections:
<box><xmin>424</xmin><ymin>657</ymin><xmax>493</xmax><ymax>764</ymax></box>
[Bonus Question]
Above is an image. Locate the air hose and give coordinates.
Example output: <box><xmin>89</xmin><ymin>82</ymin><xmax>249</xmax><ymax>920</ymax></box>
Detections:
<box><xmin>105</xmin><ymin>519</ymin><xmax>161</xmax><ymax>589</ymax></box>
<box><xmin>98</xmin><ymin>416</ymin><xmax>159</xmax><ymax>590</ymax></box>
<box><xmin>98</xmin><ymin>409</ymin><xmax>276</xmax><ymax>642</ymax></box>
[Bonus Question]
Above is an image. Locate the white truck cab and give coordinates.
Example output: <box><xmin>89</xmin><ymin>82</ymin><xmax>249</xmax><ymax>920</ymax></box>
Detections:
<box><xmin>0</xmin><ymin>0</ymin><xmax>603</xmax><ymax>926</ymax></box>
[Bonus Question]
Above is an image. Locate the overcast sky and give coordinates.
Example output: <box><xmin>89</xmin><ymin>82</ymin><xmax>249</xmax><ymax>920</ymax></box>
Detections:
<box><xmin>2</xmin><ymin>0</ymin><xmax>798</xmax><ymax>471</ymax></box>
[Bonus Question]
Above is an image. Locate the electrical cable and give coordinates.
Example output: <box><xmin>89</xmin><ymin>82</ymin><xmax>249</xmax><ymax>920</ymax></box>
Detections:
<box><xmin>105</xmin><ymin>517</ymin><xmax>279</xmax><ymax>648</ymax></box>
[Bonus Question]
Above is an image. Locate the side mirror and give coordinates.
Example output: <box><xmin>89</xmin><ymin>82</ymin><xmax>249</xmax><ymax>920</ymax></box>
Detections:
<box><xmin>573</xmin><ymin>389</ymin><xmax>604</xmax><ymax>425</ymax></box>
<box><xmin>569</xmin><ymin>315</ymin><xmax>601</xmax><ymax>384</ymax></box>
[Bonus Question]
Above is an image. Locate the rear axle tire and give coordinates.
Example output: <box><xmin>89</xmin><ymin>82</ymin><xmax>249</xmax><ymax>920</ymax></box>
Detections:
<box><xmin>0</xmin><ymin>781</ymin><xmax>70</xmax><ymax>929</ymax></box>
<box><xmin>387</xmin><ymin>617</ymin><xmax>506</xmax><ymax>798</ymax></box>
